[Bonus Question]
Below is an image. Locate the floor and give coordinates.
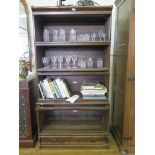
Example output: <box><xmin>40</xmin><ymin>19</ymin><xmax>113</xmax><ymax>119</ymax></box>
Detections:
<box><xmin>19</xmin><ymin>134</ymin><xmax>134</xmax><ymax>155</ymax></box>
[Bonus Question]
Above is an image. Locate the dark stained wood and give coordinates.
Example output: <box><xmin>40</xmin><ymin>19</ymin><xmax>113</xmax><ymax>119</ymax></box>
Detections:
<box><xmin>37</xmin><ymin>67</ymin><xmax>109</xmax><ymax>72</ymax></box>
<box><xmin>32</xmin><ymin>6</ymin><xmax>112</xmax><ymax>148</ymax></box>
<box><xmin>35</xmin><ymin>41</ymin><xmax>111</xmax><ymax>46</ymax></box>
<box><xmin>37</xmin><ymin>98</ymin><xmax>109</xmax><ymax>105</ymax></box>
<box><xmin>111</xmin><ymin>0</ymin><xmax>135</xmax><ymax>153</ymax></box>
<box><xmin>31</xmin><ymin>6</ymin><xmax>113</xmax><ymax>12</ymax></box>
<box><xmin>19</xmin><ymin>78</ymin><xmax>38</xmax><ymax>148</ymax></box>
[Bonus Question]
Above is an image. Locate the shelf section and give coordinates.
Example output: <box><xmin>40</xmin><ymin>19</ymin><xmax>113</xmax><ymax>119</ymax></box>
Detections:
<box><xmin>36</xmin><ymin>98</ymin><xmax>109</xmax><ymax>106</ymax></box>
<box><xmin>36</xmin><ymin>67</ymin><xmax>109</xmax><ymax>76</ymax></box>
<box><xmin>37</xmin><ymin>67</ymin><xmax>109</xmax><ymax>72</ymax></box>
<box><xmin>40</xmin><ymin>120</ymin><xmax>106</xmax><ymax>134</ymax></box>
<box><xmin>34</xmin><ymin>41</ymin><xmax>111</xmax><ymax>47</ymax></box>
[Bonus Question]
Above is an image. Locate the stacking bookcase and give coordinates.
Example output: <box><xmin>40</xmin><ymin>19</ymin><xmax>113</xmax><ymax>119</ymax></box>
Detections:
<box><xmin>32</xmin><ymin>6</ymin><xmax>112</xmax><ymax>148</ymax></box>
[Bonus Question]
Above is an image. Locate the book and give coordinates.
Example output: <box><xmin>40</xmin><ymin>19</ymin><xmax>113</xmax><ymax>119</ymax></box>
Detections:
<box><xmin>53</xmin><ymin>80</ymin><xmax>62</xmax><ymax>98</ymax></box>
<box><xmin>82</xmin><ymin>95</ymin><xmax>107</xmax><ymax>99</ymax></box>
<box><xmin>81</xmin><ymin>90</ymin><xmax>107</xmax><ymax>95</ymax></box>
<box><xmin>40</xmin><ymin>81</ymin><xmax>49</xmax><ymax>98</ymax></box>
<box><xmin>38</xmin><ymin>83</ymin><xmax>45</xmax><ymax>99</ymax></box>
<box><xmin>55</xmin><ymin>78</ymin><xmax>66</xmax><ymax>98</ymax></box>
<box><xmin>51</xmin><ymin>81</ymin><xmax>59</xmax><ymax>98</ymax></box>
<box><xmin>60</xmin><ymin>78</ymin><xmax>71</xmax><ymax>98</ymax></box>
<box><xmin>47</xmin><ymin>79</ymin><xmax>57</xmax><ymax>99</ymax></box>
<box><xmin>43</xmin><ymin>79</ymin><xmax>54</xmax><ymax>99</ymax></box>
<box><xmin>81</xmin><ymin>81</ymin><xmax>107</xmax><ymax>92</ymax></box>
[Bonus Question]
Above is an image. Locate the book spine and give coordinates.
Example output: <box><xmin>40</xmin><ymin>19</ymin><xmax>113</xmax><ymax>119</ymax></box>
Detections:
<box><xmin>55</xmin><ymin>78</ymin><xmax>66</xmax><ymax>98</ymax></box>
<box><xmin>51</xmin><ymin>81</ymin><xmax>59</xmax><ymax>98</ymax></box>
<box><xmin>60</xmin><ymin>80</ymin><xmax>70</xmax><ymax>98</ymax></box>
<box><xmin>43</xmin><ymin>79</ymin><xmax>54</xmax><ymax>99</ymax></box>
<box><xmin>40</xmin><ymin>81</ymin><xmax>48</xmax><ymax>98</ymax></box>
<box><xmin>47</xmin><ymin>79</ymin><xmax>57</xmax><ymax>99</ymax></box>
<box><xmin>82</xmin><ymin>96</ymin><xmax>107</xmax><ymax>99</ymax></box>
<box><xmin>60</xmin><ymin>79</ymin><xmax>71</xmax><ymax>98</ymax></box>
<box><xmin>81</xmin><ymin>91</ymin><xmax>106</xmax><ymax>95</ymax></box>
<box><xmin>38</xmin><ymin>83</ymin><xmax>45</xmax><ymax>99</ymax></box>
<box><xmin>53</xmin><ymin>80</ymin><xmax>62</xmax><ymax>98</ymax></box>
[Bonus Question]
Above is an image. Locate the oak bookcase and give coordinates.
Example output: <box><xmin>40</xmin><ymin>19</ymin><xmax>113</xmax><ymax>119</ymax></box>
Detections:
<box><xmin>32</xmin><ymin>6</ymin><xmax>112</xmax><ymax>148</ymax></box>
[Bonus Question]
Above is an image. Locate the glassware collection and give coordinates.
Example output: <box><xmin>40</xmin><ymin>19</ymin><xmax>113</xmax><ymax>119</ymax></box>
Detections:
<box><xmin>43</xmin><ymin>27</ymin><xmax>106</xmax><ymax>42</ymax></box>
<box><xmin>42</xmin><ymin>56</ymin><xmax>104</xmax><ymax>69</ymax></box>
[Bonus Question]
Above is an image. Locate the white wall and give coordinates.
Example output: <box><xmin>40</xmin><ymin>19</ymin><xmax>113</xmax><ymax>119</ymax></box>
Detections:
<box><xmin>29</xmin><ymin>0</ymin><xmax>115</xmax><ymax>6</ymax></box>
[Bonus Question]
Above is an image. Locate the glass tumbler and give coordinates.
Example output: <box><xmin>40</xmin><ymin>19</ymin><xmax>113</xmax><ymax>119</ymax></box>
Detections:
<box><xmin>97</xmin><ymin>58</ymin><xmax>104</xmax><ymax>68</ymax></box>
<box><xmin>43</xmin><ymin>28</ymin><xmax>49</xmax><ymax>42</ymax></box>
<box><xmin>80</xmin><ymin>58</ymin><xmax>87</xmax><ymax>69</ymax></box>
<box><xmin>53</xmin><ymin>30</ymin><xmax>59</xmax><ymax>42</ymax></box>
<box><xmin>59</xmin><ymin>28</ymin><xmax>66</xmax><ymax>42</ymax></box>
<box><xmin>70</xmin><ymin>29</ymin><xmax>76</xmax><ymax>42</ymax></box>
<box><xmin>87</xmin><ymin>58</ymin><xmax>93</xmax><ymax>68</ymax></box>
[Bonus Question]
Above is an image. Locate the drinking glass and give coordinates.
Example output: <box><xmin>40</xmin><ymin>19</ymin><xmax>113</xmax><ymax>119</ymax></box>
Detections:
<box><xmin>58</xmin><ymin>56</ymin><xmax>63</xmax><ymax>68</ymax></box>
<box><xmin>51</xmin><ymin>56</ymin><xmax>58</xmax><ymax>68</ymax></box>
<box><xmin>98</xmin><ymin>29</ymin><xmax>106</xmax><ymax>41</ymax></box>
<box><xmin>43</xmin><ymin>28</ymin><xmax>49</xmax><ymax>42</ymax></box>
<box><xmin>70</xmin><ymin>29</ymin><xmax>76</xmax><ymax>42</ymax></box>
<box><xmin>53</xmin><ymin>29</ymin><xmax>59</xmax><ymax>42</ymax></box>
<box><xmin>101</xmin><ymin>31</ymin><xmax>106</xmax><ymax>41</ymax></box>
<box><xmin>97</xmin><ymin>58</ymin><xmax>104</xmax><ymax>68</ymax></box>
<box><xmin>71</xmin><ymin>55</ymin><xmax>78</xmax><ymax>68</ymax></box>
<box><xmin>59</xmin><ymin>28</ymin><xmax>66</xmax><ymax>42</ymax></box>
<box><xmin>80</xmin><ymin>58</ymin><xmax>87</xmax><ymax>69</ymax></box>
<box><xmin>42</xmin><ymin>57</ymin><xmax>50</xmax><ymax>67</ymax></box>
<box><xmin>65</xmin><ymin>56</ymin><xmax>72</xmax><ymax>68</ymax></box>
<box><xmin>98</xmin><ymin>29</ymin><xmax>103</xmax><ymax>42</ymax></box>
<box><xmin>91</xmin><ymin>33</ymin><xmax>96</xmax><ymax>41</ymax></box>
<box><xmin>87</xmin><ymin>58</ymin><xmax>93</xmax><ymax>68</ymax></box>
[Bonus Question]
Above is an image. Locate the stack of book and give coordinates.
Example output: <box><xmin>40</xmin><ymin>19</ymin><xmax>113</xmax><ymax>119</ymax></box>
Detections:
<box><xmin>38</xmin><ymin>78</ymin><xmax>71</xmax><ymax>99</ymax></box>
<box><xmin>80</xmin><ymin>81</ymin><xmax>107</xmax><ymax>99</ymax></box>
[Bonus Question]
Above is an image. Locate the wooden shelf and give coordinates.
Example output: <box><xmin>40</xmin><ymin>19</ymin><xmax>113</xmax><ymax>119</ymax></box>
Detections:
<box><xmin>37</xmin><ymin>98</ymin><xmax>109</xmax><ymax>106</ymax></box>
<box><xmin>36</xmin><ymin>67</ymin><xmax>109</xmax><ymax>76</ymax></box>
<box><xmin>34</xmin><ymin>41</ymin><xmax>111</xmax><ymax>47</ymax></box>
<box><xmin>40</xmin><ymin>120</ymin><xmax>106</xmax><ymax>133</ymax></box>
<box><xmin>37</xmin><ymin>67</ymin><xmax>109</xmax><ymax>72</ymax></box>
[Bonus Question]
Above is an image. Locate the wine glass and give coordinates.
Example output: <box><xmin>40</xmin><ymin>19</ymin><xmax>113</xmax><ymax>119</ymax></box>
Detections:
<box><xmin>98</xmin><ymin>29</ymin><xmax>103</xmax><ymax>42</ymax></box>
<box><xmin>51</xmin><ymin>56</ymin><xmax>57</xmax><ymax>68</ymax></box>
<box><xmin>101</xmin><ymin>31</ymin><xmax>106</xmax><ymax>41</ymax></box>
<box><xmin>91</xmin><ymin>33</ymin><xmax>96</xmax><ymax>41</ymax></box>
<box><xmin>71</xmin><ymin>55</ymin><xmax>78</xmax><ymax>68</ymax></box>
<box><xmin>42</xmin><ymin>57</ymin><xmax>50</xmax><ymax>68</ymax></box>
<box><xmin>65</xmin><ymin>56</ymin><xmax>72</xmax><ymax>68</ymax></box>
<box><xmin>58</xmin><ymin>56</ymin><xmax>63</xmax><ymax>68</ymax></box>
<box><xmin>98</xmin><ymin>29</ymin><xmax>106</xmax><ymax>41</ymax></box>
